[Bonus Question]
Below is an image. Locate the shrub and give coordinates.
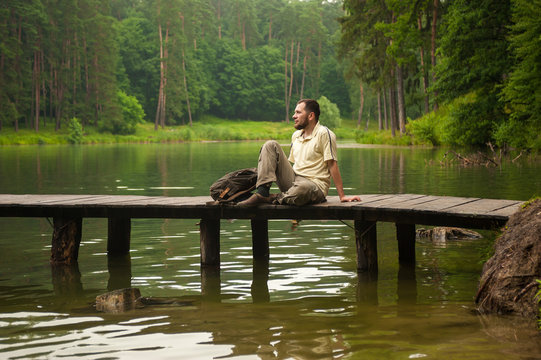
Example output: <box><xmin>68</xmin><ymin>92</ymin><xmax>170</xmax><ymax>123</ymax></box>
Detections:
<box><xmin>407</xmin><ymin>112</ymin><xmax>440</xmax><ymax>145</ymax></box>
<box><xmin>317</xmin><ymin>96</ymin><xmax>341</xmax><ymax>130</ymax></box>
<box><xmin>67</xmin><ymin>117</ymin><xmax>84</xmax><ymax>144</ymax></box>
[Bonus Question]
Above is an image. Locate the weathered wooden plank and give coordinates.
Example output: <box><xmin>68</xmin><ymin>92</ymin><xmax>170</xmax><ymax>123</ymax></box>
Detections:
<box><xmin>444</xmin><ymin>198</ymin><xmax>524</xmax><ymax>214</ymax></box>
<box><xmin>408</xmin><ymin>196</ymin><xmax>481</xmax><ymax>211</ymax></box>
<box><xmin>357</xmin><ymin>194</ymin><xmax>427</xmax><ymax>208</ymax></box>
<box><xmin>488</xmin><ymin>203</ymin><xmax>523</xmax><ymax>216</ymax></box>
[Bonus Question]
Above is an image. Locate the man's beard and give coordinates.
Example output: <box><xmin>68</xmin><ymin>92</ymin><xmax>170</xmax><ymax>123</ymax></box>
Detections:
<box><xmin>294</xmin><ymin>115</ymin><xmax>308</xmax><ymax>130</ymax></box>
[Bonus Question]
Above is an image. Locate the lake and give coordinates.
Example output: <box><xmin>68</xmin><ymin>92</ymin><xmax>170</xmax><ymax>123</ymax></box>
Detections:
<box><xmin>1</xmin><ymin>142</ymin><xmax>540</xmax><ymax>359</ymax></box>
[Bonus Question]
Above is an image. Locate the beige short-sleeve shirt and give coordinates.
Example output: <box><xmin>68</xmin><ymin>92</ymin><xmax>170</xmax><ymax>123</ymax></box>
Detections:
<box><xmin>288</xmin><ymin>122</ymin><xmax>338</xmax><ymax>195</ymax></box>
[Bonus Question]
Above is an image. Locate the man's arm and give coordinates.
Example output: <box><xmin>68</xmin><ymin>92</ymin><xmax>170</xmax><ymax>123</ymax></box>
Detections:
<box><xmin>327</xmin><ymin>160</ymin><xmax>361</xmax><ymax>202</ymax></box>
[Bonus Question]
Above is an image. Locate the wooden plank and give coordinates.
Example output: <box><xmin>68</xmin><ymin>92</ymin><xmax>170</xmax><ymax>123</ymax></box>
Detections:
<box><xmin>488</xmin><ymin>203</ymin><xmax>523</xmax><ymax>217</ymax></box>
<box><xmin>444</xmin><ymin>198</ymin><xmax>524</xmax><ymax>215</ymax></box>
<box><xmin>407</xmin><ymin>196</ymin><xmax>481</xmax><ymax>211</ymax></box>
<box><xmin>380</xmin><ymin>195</ymin><xmax>442</xmax><ymax>209</ymax></box>
<box><xmin>356</xmin><ymin>194</ymin><xmax>427</xmax><ymax>208</ymax></box>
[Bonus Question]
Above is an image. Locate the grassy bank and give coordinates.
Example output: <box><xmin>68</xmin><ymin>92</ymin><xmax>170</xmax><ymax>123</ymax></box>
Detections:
<box><xmin>0</xmin><ymin>115</ymin><xmax>369</xmax><ymax>145</ymax></box>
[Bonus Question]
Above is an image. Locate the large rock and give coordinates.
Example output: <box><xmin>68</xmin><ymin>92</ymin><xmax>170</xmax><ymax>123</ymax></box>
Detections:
<box><xmin>475</xmin><ymin>199</ymin><xmax>541</xmax><ymax>318</ymax></box>
<box><xmin>96</xmin><ymin>288</ymin><xmax>142</xmax><ymax>313</ymax></box>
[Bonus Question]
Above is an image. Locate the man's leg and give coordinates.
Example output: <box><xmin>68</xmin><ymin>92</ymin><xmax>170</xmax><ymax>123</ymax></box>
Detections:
<box><xmin>256</xmin><ymin>140</ymin><xmax>295</xmax><ymax>192</ymax></box>
<box><xmin>238</xmin><ymin>141</ymin><xmax>295</xmax><ymax>206</ymax></box>
<box><xmin>278</xmin><ymin>176</ymin><xmax>325</xmax><ymax>206</ymax></box>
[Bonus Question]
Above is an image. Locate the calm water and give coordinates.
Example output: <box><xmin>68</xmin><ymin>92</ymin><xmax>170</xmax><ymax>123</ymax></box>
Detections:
<box><xmin>0</xmin><ymin>142</ymin><xmax>540</xmax><ymax>359</ymax></box>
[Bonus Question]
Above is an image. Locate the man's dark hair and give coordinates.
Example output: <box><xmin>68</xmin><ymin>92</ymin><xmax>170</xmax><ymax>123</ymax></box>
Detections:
<box><xmin>297</xmin><ymin>99</ymin><xmax>320</xmax><ymax>121</ymax></box>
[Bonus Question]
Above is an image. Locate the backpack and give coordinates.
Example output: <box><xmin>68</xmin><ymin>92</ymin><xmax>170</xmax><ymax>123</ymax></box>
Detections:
<box><xmin>209</xmin><ymin>168</ymin><xmax>258</xmax><ymax>203</ymax></box>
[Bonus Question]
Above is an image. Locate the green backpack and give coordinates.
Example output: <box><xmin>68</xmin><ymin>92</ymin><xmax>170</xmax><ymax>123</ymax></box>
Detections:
<box><xmin>209</xmin><ymin>168</ymin><xmax>258</xmax><ymax>203</ymax></box>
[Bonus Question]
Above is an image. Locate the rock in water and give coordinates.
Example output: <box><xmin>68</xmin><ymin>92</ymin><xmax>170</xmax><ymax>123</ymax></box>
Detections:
<box><xmin>96</xmin><ymin>288</ymin><xmax>142</xmax><ymax>313</ymax></box>
<box><xmin>416</xmin><ymin>226</ymin><xmax>482</xmax><ymax>243</ymax></box>
<box><xmin>475</xmin><ymin>199</ymin><xmax>541</xmax><ymax>319</ymax></box>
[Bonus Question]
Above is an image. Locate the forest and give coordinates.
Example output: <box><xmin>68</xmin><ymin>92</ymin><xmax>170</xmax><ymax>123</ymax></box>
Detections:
<box><xmin>0</xmin><ymin>0</ymin><xmax>539</xmax><ymax>149</ymax></box>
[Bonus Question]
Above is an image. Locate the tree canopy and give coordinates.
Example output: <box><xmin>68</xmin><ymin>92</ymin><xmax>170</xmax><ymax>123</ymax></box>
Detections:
<box><xmin>1</xmin><ymin>0</ymin><xmax>539</xmax><ymax>149</ymax></box>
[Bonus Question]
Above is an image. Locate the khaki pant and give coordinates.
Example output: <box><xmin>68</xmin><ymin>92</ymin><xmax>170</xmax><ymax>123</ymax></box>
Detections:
<box><xmin>256</xmin><ymin>140</ymin><xmax>325</xmax><ymax>206</ymax></box>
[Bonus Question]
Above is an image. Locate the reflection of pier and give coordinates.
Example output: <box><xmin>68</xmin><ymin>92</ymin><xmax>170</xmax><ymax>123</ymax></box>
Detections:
<box><xmin>0</xmin><ymin>194</ymin><xmax>522</xmax><ymax>275</ymax></box>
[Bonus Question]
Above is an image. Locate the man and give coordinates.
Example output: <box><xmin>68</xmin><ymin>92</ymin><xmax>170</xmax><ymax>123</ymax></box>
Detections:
<box><xmin>238</xmin><ymin>99</ymin><xmax>361</xmax><ymax>206</ymax></box>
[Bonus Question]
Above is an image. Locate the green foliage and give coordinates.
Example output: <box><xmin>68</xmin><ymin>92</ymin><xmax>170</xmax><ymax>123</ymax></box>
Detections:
<box><xmin>439</xmin><ymin>93</ymin><xmax>497</xmax><ymax>147</ymax></box>
<box><xmin>317</xmin><ymin>96</ymin><xmax>341</xmax><ymax>130</ymax></box>
<box><xmin>67</xmin><ymin>118</ymin><xmax>84</xmax><ymax>144</ymax></box>
<box><xmin>407</xmin><ymin>112</ymin><xmax>440</xmax><ymax>146</ymax></box>
<box><xmin>100</xmin><ymin>91</ymin><xmax>145</xmax><ymax>135</ymax></box>
<box><xmin>500</xmin><ymin>0</ymin><xmax>541</xmax><ymax>150</ymax></box>
<box><xmin>355</xmin><ymin>130</ymin><xmax>412</xmax><ymax>146</ymax></box>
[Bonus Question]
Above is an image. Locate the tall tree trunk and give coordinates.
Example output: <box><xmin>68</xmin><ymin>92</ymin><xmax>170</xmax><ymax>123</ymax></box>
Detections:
<box><xmin>241</xmin><ymin>21</ymin><xmax>246</xmax><ymax>50</ymax></box>
<box><xmin>396</xmin><ymin>64</ymin><xmax>406</xmax><ymax>134</ymax></box>
<box><xmin>300</xmin><ymin>53</ymin><xmax>307</xmax><ymax>99</ymax></box>
<box><xmin>287</xmin><ymin>40</ymin><xmax>294</xmax><ymax>123</ymax></box>
<box><xmin>284</xmin><ymin>44</ymin><xmax>289</xmax><ymax>122</ymax></box>
<box><xmin>155</xmin><ymin>19</ymin><xmax>169</xmax><ymax>130</ymax></box>
<box><xmin>181</xmin><ymin>47</ymin><xmax>193</xmax><ymax>126</ymax></box>
<box><xmin>83</xmin><ymin>36</ymin><xmax>90</xmax><ymax>127</ymax></box>
<box><xmin>315</xmin><ymin>40</ymin><xmax>322</xmax><ymax>97</ymax></box>
<box><xmin>358</xmin><ymin>82</ymin><xmax>364</xmax><ymax>128</ymax></box>
<box><xmin>389</xmin><ymin>67</ymin><xmax>397</xmax><ymax>137</ymax></box>
<box><xmin>431</xmin><ymin>0</ymin><xmax>439</xmax><ymax>111</ymax></box>
<box><xmin>383</xmin><ymin>86</ymin><xmax>388</xmax><ymax>130</ymax></box>
<box><xmin>377</xmin><ymin>90</ymin><xmax>382</xmax><ymax>130</ymax></box>
<box><xmin>33</xmin><ymin>48</ymin><xmax>40</xmax><ymax>132</ymax></box>
<box><xmin>268</xmin><ymin>13</ymin><xmax>272</xmax><ymax>43</ymax></box>
<box><xmin>217</xmin><ymin>0</ymin><xmax>222</xmax><ymax>39</ymax></box>
<box><xmin>418</xmin><ymin>15</ymin><xmax>429</xmax><ymax>114</ymax></box>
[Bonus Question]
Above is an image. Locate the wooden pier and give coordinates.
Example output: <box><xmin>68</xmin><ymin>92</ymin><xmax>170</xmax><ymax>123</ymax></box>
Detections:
<box><xmin>0</xmin><ymin>194</ymin><xmax>523</xmax><ymax>273</ymax></box>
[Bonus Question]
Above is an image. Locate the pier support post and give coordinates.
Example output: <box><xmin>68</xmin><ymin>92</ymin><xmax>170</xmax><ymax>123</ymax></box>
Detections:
<box><xmin>354</xmin><ymin>220</ymin><xmax>378</xmax><ymax>272</ymax></box>
<box><xmin>108</xmin><ymin>218</ymin><xmax>131</xmax><ymax>256</ymax></box>
<box><xmin>51</xmin><ymin>217</ymin><xmax>82</xmax><ymax>265</ymax></box>
<box><xmin>200</xmin><ymin>218</ymin><xmax>220</xmax><ymax>268</ymax></box>
<box><xmin>396</xmin><ymin>223</ymin><xmax>416</xmax><ymax>264</ymax></box>
<box><xmin>251</xmin><ymin>219</ymin><xmax>269</xmax><ymax>260</ymax></box>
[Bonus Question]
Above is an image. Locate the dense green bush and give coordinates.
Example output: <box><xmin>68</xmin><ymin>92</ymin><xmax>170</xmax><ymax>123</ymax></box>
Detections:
<box><xmin>67</xmin><ymin>117</ymin><xmax>84</xmax><ymax>144</ymax></box>
<box><xmin>101</xmin><ymin>91</ymin><xmax>145</xmax><ymax>135</ymax></box>
<box><xmin>407</xmin><ymin>112</ymin><xmax>440</xmax><ymax>146</ymax></box>
<box><xmin>318</xmin><ymin>96</ymin><xmax>341</xmax><ymax>130</ymax></box>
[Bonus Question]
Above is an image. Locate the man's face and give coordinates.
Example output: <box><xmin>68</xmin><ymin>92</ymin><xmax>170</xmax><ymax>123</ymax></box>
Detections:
<box><xmin>293</xmin><ymin>103</ymin><xmax>310</xmax><ymax>130</ymax></box>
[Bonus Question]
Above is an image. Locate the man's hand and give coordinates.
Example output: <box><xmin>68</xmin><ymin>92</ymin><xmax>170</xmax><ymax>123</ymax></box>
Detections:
<box><xmin>340</xmin><ymin>195</ymin><xmax>361</xmax><ymax>202</ymax></box>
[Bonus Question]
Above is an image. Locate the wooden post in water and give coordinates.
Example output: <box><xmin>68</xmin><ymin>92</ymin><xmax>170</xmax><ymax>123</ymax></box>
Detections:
<box><xmin>200</xmin><ymin>218</ymin><xmax>220</xmax><ymax>267</ymax></box>
<box><xmin>396</xmin><ymin>223</ymin><xmax>416</xmax><ymax>264</ymax></box>
<box><xmin>50</xmin><ymin>217</ymin><xmax>82</xmax><ymax>265</ymax></box>
<box><xmin>251</xmin><ymin>219</ymin><xmax>269</xmax><ymax>260</ymax></box>
<box><xmin>354</xmin><ymin>220</ymin><xmax>378</xmax><ymax>272</ymax></box>
<box><xmin>108</xmin><ymin>218</ymin><xmax>131</xmax><ymax>256</ymax></box>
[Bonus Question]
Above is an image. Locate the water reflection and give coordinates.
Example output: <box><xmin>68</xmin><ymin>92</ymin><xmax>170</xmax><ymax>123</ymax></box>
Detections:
<box><xmin>50</xmin><ymin>263</ymin><xmax>83</xmax><ymax>297</ymax></box>
<box><xmin>107</xmin><ymin>255</ymin><xmax>132</xmax><ymax>291</ymax></box>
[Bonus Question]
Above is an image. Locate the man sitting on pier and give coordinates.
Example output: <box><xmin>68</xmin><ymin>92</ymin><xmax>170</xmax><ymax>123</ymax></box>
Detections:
<box><xmin>238</xmin><ymin>99</ymin><xmax>361</xmax><ymax>207</ymax></box>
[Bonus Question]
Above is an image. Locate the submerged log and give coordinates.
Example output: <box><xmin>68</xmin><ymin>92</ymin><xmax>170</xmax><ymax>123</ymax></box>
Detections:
<box><xmin>416</xmin><ymin>226</ymin><xmax>482</xmax><ymax>243</ymax></box>
<box><xmin>95</xmin><ymin>288</ymin><xmax>195</xmax><ymax>313</ymax></box>
<box><xmin>96</xmin><ymin>288</ymin><xmax>142</xmax><ymax>313</ymax></box>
